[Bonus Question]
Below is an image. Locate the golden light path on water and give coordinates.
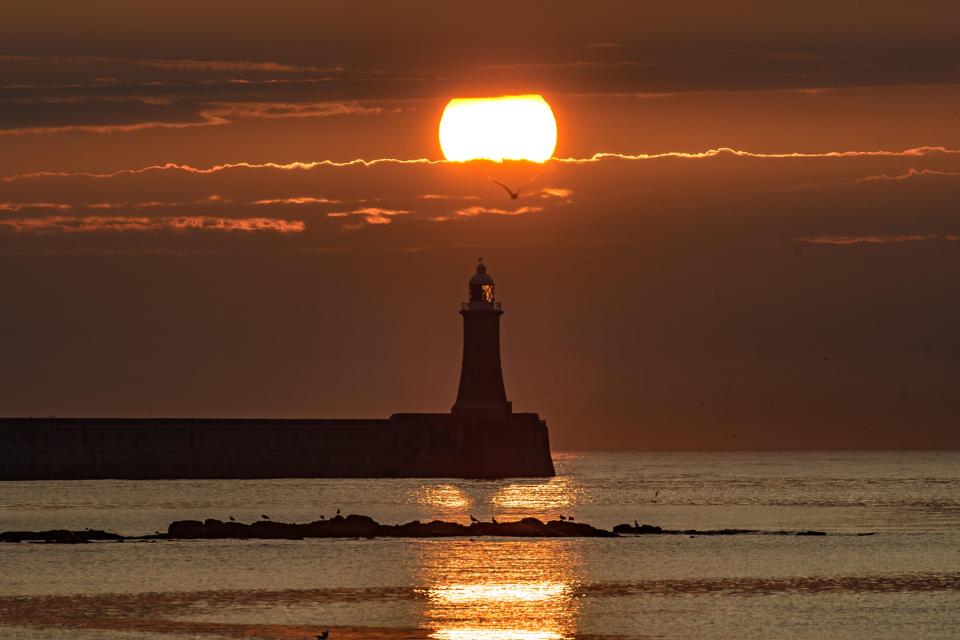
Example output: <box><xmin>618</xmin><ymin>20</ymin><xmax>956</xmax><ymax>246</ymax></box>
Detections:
<box><xmin>490</xmin><ymin>477</ymin><xmax>579</xmax><ymax>511</ymax></box>
<box><xmin>410</xmin><ymin>477</ymin><xmax>581</xmax><ymax>526</ymax></box>
<box><xmin>406</xmin><ymin>471</ymin><xmax>584</xmax><ymax>638</ymax></box>
<box><xmin>415</xmin><ymin>519</ymin><xmax>581</xmax><ymax>639</ymax></box>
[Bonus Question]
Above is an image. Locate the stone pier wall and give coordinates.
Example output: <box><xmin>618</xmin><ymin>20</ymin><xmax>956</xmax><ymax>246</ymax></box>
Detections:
<box><xmin>0</xmin><ymin>413</ymin><xmax>555</xmax><ymax>480</ymax></box>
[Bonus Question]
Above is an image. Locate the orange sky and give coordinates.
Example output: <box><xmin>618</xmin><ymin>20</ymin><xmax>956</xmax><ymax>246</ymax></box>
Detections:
<box><xmin>1</xmin><ymin>1</ymin><xmax>959</xmax><ymax>449</ymax></box>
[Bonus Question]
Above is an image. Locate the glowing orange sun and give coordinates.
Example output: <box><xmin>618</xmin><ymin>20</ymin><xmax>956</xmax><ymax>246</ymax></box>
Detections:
<box><xmin>439</xmin><ymin>94</ymin><xmax>557</xmax><ymax>162</ymax></box>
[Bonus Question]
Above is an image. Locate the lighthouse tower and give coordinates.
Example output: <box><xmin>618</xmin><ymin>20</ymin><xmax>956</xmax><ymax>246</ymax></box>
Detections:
<box><xmin>452</xmin><ymin>260</ymin><xmax>512</xmax><ymax>416</ymax></box>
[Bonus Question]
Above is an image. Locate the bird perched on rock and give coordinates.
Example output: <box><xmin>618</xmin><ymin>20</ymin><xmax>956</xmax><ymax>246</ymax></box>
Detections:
<box><xmin>469</xmin><ymin>515</ymin><xmax>479</xmax><ymax>523</ymax></box>
<box><xmin>336</xmin><ymin>508</ymin><xmax>341</xmax><ymax>516</ymax></box>
<box><xmin>315</xmin><ymin>630</ymin><xmax>329</xmax><ymax>639</ymax></box>
<box><xmin>491</xmin><ymin>516</ymin><xmax>498</xmax><ymax>524</ymax></box>
<box><xmin>261</xmin><ymin>514</ymin><xmax>270</xmax><ymax>520</ymax></box>
<box><xmin>559</xmin><ymin>515</ymin><xmax>567</xmax><ymax>521</ymax></box>
<box><xmin>228</xmin><ymin>516</ymin><xmax>236</xmax><ymax>522</ymax></box>
<box><xmin>318</xmin><ymin>515</ymin><xmax>325</xmax><ymax>520</ymax></box>
<box><xmin>568</xmin><ymin>516</ymin><xmax>575</xmax><ymax>522</ymax></box>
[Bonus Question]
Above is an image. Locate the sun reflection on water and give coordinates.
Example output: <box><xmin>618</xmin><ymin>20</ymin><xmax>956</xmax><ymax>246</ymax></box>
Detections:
<box><xmin>416</xmin><ymin>540</ymin><xmax>582</xmax><ymax>640</ymax></box>
<box><xmin>413</xmin><ymin>484</ymin><xmax>472</xmax><ymax>511</ymax></box>
<box><xmin>431</xmin><ymin>629</ymin><xmax>563</xmax><ymax>640</ymax></box>
<box><xmin>430</xmin><ymin>581</ymin><xmax>570</xmax><ymax>603</ymax></box>
<box><xmin>491</xmin><ymin>476</ymin><xmax>580</xmax><ymax>512</ymax></box>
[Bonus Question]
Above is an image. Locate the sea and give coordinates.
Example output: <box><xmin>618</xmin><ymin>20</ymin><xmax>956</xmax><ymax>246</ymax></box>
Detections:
<box><xmin>1</xmin><ymin>451</ymin><xmax>958</xmax><ymax>640</ymax></box>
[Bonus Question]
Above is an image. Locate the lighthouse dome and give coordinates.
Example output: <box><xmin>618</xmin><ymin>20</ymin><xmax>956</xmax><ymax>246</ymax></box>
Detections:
<box><xmin>469</xmin><ymin>261</ymin><xmax>494</xmax><ymax>286</ymax></box>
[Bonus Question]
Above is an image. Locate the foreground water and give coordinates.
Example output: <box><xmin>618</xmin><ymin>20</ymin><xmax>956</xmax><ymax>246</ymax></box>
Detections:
<box><xmin>1</xmin><ymin>451</ymin><xmax>958</xmax><ymax>639</ymax></box>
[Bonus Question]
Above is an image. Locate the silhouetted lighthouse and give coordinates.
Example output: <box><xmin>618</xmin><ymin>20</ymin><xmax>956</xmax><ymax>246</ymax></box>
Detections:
<box><xmin>452</xmin><ymin>259</ymin><xmax>512</xmax><ymax>416</ymax></box>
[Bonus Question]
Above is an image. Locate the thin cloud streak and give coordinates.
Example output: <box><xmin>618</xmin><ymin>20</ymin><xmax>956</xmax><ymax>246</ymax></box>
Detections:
<box><xmin>431</xmin><ymin>205</ymin><xmax>544</xmax><ymax>222</ymax></box>
<box><xmin>2</xmin><ymin>158</ymin><xmax>440</xmax><ymax>183</ymax></box>
<box><xmin>0</xmin><ymin>101</ymin><xmax>396</xmax><ymax>137</ymax></box>
<box><xmin>856</xmin><ymin>168</ymin><xmax>960</xmax><ymax>182</ymax></box>
<box><xmin>253</xmin><ymin>197</ymin><xmax>339</xmax><ymax>205</ymax></box>
<box><xmin>555</xmin><ymin>146</ymin><xmax>960</xmax><ymax>163</ymax></box>
<box><xmin>795</xmin><ymin>234</ymin><xmax>960</xmax><ymax>245</ymax></box>
<box><xmin>328</xmin><ymin>207</ymin><xmax>409</xmax><ymax>227</ymax></box>
<box><xmin>0</xmin><ymin>54</ymin><xmax>340</xmax><ymax>74</ymax></box>
<box><xmin>0</xmin><ymin>215</ymin><xmax>305</xmax><ymax>234</ymax></box>
<box><xmin>6</xmin><ymin>147</ymin><xmax>958</xmax><ymax>182</ymax></box>
<box><xmin>0</xmin><ymin>202</ymin><xmax>72</xmax><ymax>212</ymax></box>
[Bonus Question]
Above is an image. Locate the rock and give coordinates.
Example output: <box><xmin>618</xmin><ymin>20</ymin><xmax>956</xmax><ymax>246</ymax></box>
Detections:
<box><xmin>164</xmin><ymin>514</ymin><xmax>617</xmax><ymax>539</ymax></box>
<box><xmin>545</xmin><ymin>520</ymin><xmax>618</xmax><ymax>537</ymax></box>
<box><xmin>0</xmin><ymin>529</ymin><xmax>122</xmax><ymax>543</ymax></box>
<box><xmin>613</xmin><ymin>523</ymin><xmax>663</xmax><ymax>534</ymax></box>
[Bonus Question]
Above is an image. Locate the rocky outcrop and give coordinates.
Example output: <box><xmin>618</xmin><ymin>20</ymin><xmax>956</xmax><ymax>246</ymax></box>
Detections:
<box><xmin>0</xmin><ymin>529</ymin><xmax>123</xmax><ymax>543</ymax></box>
<box><xmin>613</xmin><ymin>523</ymin><xmax>830</xmax><ymax>536</ymax></box>
<box><xmin>613</xmin><ymin>523</ymin><xmax>663</xmax><ymax>534</ymax></box>
<box><xmin>1</xmin><ymin>518</ymin><xmax>843</xmax><ymax>543</ymax></box>
<box><xmin>166</xmin><ymin>514</ymin><xmax>617</xmax><ymax>539</ymax></box>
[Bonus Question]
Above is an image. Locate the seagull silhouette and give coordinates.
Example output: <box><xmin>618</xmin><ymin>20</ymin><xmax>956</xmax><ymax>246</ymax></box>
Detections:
<box><xmin>469</xmin><ymin>515</ymin><xmax>479</xmax><ymax>523</ymax></box>
<box><xmin>261</xmin><ymin>514</ymin><xmax>270</xmax><ymax>520</ymax></box>
<box><xmin>228</xmin><ymin>516</ymin><xmax>235</xmax><ymax>522</ymax></box>
<box><xmin>492</xmin><ymin>179</ymin><xmax>521</xmax><ymax>199</ymax></box>
<box><xmin>316</xmin><ymin>630</ymin><xmax>329</xmax><ymax>640</ymax></box>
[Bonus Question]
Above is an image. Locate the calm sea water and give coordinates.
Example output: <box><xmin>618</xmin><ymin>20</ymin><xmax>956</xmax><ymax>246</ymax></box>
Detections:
<box><xmin>1</xmin><ymin>451</ymin><xmax>958</xmax><ymax>639</ymax></box>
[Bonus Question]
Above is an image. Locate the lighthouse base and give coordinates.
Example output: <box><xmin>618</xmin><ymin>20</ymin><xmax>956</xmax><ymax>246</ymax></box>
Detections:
<box><xmin>0</xmin><ymin>413</ymin><xmax>556</xmax><ymax>480</ymax></box>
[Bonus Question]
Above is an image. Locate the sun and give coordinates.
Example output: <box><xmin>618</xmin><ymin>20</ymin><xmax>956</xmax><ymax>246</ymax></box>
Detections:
<box><xmin>439</xmin><ymin>94</ymin><xmax>557</xmax><ymax>163</ymax></box>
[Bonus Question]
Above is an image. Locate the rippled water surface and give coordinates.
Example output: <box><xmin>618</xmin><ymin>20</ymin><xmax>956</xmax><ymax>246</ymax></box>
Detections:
<box><xmin>1</xmin><ymin>451</ymin><xmax>958</xmax><ymax>639</ymax></box>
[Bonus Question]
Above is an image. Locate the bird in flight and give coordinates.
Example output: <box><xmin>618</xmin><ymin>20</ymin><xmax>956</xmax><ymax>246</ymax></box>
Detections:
<box><xmin>492</xmin><ymin>179</ymin><xmax>521</xmax><ymax>199</ymax></box>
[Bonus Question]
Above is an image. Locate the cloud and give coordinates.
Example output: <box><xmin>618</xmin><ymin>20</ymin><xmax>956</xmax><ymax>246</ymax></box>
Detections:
<box><xmin>431</xmin><ymin>205</ymin><xmax>544</xmax><ymax>222</ymax></box>
<box><xmin>556</xmin><ymin>146</ymin><xmax>960</xmax><ymax>163</ymax></box>
<box><xmin>328</xmin><ymin>207</ymin><xmax>409</xmax><ymax>227</ymax></box>
<box><xmin>7</xmin><ymin>146</ymin><xmax>955</xmax><ymax>184</ymax></box>
<box><xmin>794</xmin><ymin>234</ymin><xmax>960</xmax><ymax>245</ymax></box>
<box><xmin>202</xmin><ymin>101</ymin><xmax>400</xmax><ymax>121</ymax></box>
<box><xmin>0</xmin><ymin>195</ymin><xmax>236</xmax><ymax>211</ymax></box>
<box><xmin>252</xmin><ymin>196</ymin><xmax>340</xmax><ymax>205</ymax></box>
<box><xmin>139</xmin><ymin>58</ymin><xmax>339</xmax><ymax>74</ymax></box>
<box><xmin>0</xmin><ymin>201</ymin><xmax>72</xmax><ymax>212</ymax></box>
<box><xmin>2</xmin><ymin>158</ymin><xmax>439</xmax><ymax>182</ymax></box>
<box><xmin>0</xmin><ymin>215</ymin><xmax>305</xmax><ymax>234</ymax></box>
<box><xmin>535</xmin><ymin>187</ymin><xmax>574</xmax><ymax>200</ymax></box>
<box><xmin>0</xmin><ymin>100</ymin><xmax>398</xmax><ymax>137</ymax></box>
<box><xmin>419</xmin><ymin>194</ymin><xmax>481</xmax><ymax>201</ymax></box>
<box><xmin>0</xmin><ymin>55</ymin><xmax>339</xmax><ymax>74</ymax></box>
<box><xmin>856</xmin><ymin>168</ymin><xmax>960</xmax><ymax>183</ymax></box>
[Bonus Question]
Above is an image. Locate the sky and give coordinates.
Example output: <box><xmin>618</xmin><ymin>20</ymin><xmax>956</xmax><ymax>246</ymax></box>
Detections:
<box><xmin>1</xmin><ymin>1</ymin><xmax>959</xmax><ymax>449</ymax></box>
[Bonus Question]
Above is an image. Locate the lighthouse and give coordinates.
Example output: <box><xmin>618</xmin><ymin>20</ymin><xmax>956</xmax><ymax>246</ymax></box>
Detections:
<box><xmin>452</xmin><ymin>259</ymin><xmax>512</xmax><ymax>416</ymax></box>
<box><xmin>1</xmin><ymin>257</ymin><xmax>554</xmax><ymax>480</ymax></box>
